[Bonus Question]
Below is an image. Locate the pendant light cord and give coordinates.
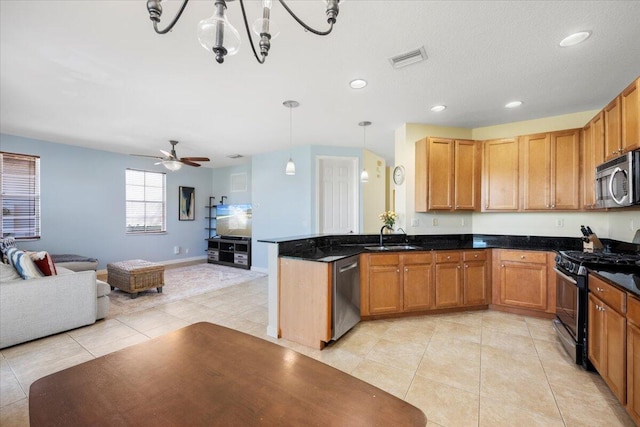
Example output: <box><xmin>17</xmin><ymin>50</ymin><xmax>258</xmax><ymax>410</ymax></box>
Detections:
<box><xmin>289</xmin><ymin>105</ymin><xmax>293</xmax><ymax>155</ymax></box>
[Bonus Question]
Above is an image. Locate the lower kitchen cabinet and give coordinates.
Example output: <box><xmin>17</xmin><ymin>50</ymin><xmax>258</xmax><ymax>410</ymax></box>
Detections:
<box><xmin>361</xmin><ymin>252</ymin><xmax>434</xmax><ymax>316</ymax></box>
<box><xmin>627</xmin><ymin>295</ymin><xmax>640</xmax><ymax>424</ymax></box>
<box><xmin>463</xmin><ymin>250</ymin><xmax>489</xmax><ymax>305</ymax></box>
<box><xmin>434</xmin><ymin>252</ymin><xmax>463</xmax><ymax>308</ymax></box>
<box><xmin>492</xmin><ymin>249</ymin><xmax>555</xmax><ymax>314</ymax></box>
<box><xmin>278</xmin><ymin>258</ymin><xmax>331</xmax><ymax>349</ymax></box>
<box><xmin>588</xmin><ymin>274</ymin><xmax>627</xmax><ymax>404</ymax></box>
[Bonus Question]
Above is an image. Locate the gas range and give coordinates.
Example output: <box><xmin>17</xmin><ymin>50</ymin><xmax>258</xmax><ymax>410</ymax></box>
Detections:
<box><xmin>555</xmin><ymin>250</ymin><xmax>640</xmax><ymax>276</ymax></box>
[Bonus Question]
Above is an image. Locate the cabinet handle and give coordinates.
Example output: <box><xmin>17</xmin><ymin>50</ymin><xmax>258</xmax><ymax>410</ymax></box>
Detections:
<box><xmin>474</xmin><ymin>254</ymin><xmax>478</xmax><ymax>258</ymax></box>
<box><xmin>455</xmin><ymin>205</ymin><xmax>459</xmax><ymax>208</ymax></box>
<box><xmin>447</xmin><ymin>256</ymin><xmax>451</xmax><ymax>260</ymax></box>
<box><xmin>551</xmin><ymin>204</ymin><xmax>555</xmax><ymax>208</ymax></box>
<box><xmin>457</xmin><ymin>265</ymin><xmax>461</xmax><ymax>269</ymax></box>
<box><xmin>520</xmin><ymin>255</ymin><xmax>525</xmax><ymax>259</ymax></box>
<box><xmin>464</xmin><ymin>264</ymin><xmax>468</xmax><ymax>268</ymax></box>
<box><xmin>485</xmin><ymin>204</ymin><xmax>489</xmax><ymax>209</ymax></box>
<box><xmin>405</xmin><ymin>268</ymin><xmax>409</xmax><ymax>272</ymax></box>
<box><xmin>397</xmin><ymin>269</ymin><xmax>400</xmax><ymax>273</ymax></box>
<box><xmin>546</xmin><ymin>204</ymin><xmax>550</xmax><ymax>208</ymax></box>
<box><xmin>596</xmin><ymin>287</ymin><xmax>605</xmax><ymax>292</ymax></box>
<box><xmin>501</xmin><ymin>264</ymin><xmax>505</xmax><ymax>268</ymax></box>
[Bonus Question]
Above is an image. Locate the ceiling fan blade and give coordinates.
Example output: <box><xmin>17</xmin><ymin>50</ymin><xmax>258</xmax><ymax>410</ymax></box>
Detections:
<box><xmin>160</xmin><ymin>149</ymin><xmax>173</xmax><ymax>158</ymax></box>
<box><xmin>131</xmin><ymin>154</ymin><xmax>164</xmax><ymax>159</ymax></box>
<box><xmin>181</xmin><ymin>160</ymin><xmax>202</xmax><ymax>167</ymax></box>
<box><xmin>181</xmin><ymin>157</ymin><xmax>210</xmax><ymax>162</ymax></box>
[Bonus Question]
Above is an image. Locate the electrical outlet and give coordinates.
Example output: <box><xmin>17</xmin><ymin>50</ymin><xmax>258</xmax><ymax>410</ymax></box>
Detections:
<box><xmin>173</xmin><ymin>246</ymin><xmax>180</xmax><ymax>254</ymax></box>
<box><xmin>432</xmin><ymin>218</ymin><xmax>438</xmax><ymax>227</ymax></box>
<box><xmin>185</xmin><ymin>248</ymin><xmax>189</xmax><ymax>254</ymax></box>
<box><xmin>631</xmin><ymin>219</ymin><xmax>635</xmax><ymax>231</ymax></box>
<box><xmin>555</xmin><ymin>218</ymin><xmax>564</xmax><ymax>228</ymax></box>
<box><xmin>411</xmin><ymin>218</ymin><xmax>419</xmax><ymax>227</ymax></box>
<box><xmin>461</xmin><ymin>218</ymin><xmax>465</xmax><ymax>227</ymax></box>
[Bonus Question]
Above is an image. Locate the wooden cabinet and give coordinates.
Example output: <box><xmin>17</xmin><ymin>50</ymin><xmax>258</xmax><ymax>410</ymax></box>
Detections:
<box><xmin>588</xmin><ymin>274</ymin><xmax>627</xmax><ymax>403</ymax></box>
<box><xmin>482</xmin><ymin>138</ymin><xmax>519</xmax><ymax>211</ymax></box>
<box><xmin>492</xmin><ymin>249</ymin><xmax>555</xmax><ymax>314</ymax></box>
<box><xmin>621</xmin><ymin>78</ymin><xmax>640</xmax><ymax>153</ymax></box>
<box><xmin>627</xmin><ymin>295</ymin><xmax>640</xmax><ymax>424</ymax></box>
<box><xmin>278</xmin><ymin>258</ymin><xmax>331</xmax><ymax>349</ymax></box>
<box><xmin>415</xmin><ymin>137</ymin><xmax>480</xmax><ymax>212</ymax></box>
<box><xmin>605</xmin><ymin>97</ymin><xmax>623</xmax><ymax>160</ymax></box>
<box><xmin>361</xmin><ymin>252</ymin><xmax>433</xmax><ymax>316</ymax></box>
<box><xmin>521</xmin><ymin>129</ymin><xmax>580</xmax><ymax>210</ymax></box>
<box><xmin>582</xmin><ymin>112</ymin><xmax>605</xmax><ymax>209</ymax></box>
<box><xmin>434</xmin><ymin>250</ymin><xmax>489</xmax><ymax>308</ymax></box>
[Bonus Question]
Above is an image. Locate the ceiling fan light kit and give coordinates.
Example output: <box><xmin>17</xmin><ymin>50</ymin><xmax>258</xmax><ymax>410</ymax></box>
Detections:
<box><xmin>132</xmin><ymin>140</ymin><xmax>211</xmax><ymax>171</ymax></box>
<box><xmin>146</xmin><ymin>0</ymin><xmax>342</xmax><ymax>64</ymax></box>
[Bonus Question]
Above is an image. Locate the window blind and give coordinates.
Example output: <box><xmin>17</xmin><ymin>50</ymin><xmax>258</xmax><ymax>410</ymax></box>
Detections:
<box><xmin>0</xmin><ymin>152</ymin><xmax>41</xmax><ymax>239</ymax></box>
<box><xmin>125</xmin><ymin>169</ymin><xmax>166</xmax><ymax>233</ymax></box>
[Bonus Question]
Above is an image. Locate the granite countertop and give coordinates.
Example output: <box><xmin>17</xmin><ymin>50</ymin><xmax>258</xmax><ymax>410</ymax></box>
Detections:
<box><xmin>589</xmin><ymin>269</ymin><xmax>640</xmax><ymax>297</ymax></box>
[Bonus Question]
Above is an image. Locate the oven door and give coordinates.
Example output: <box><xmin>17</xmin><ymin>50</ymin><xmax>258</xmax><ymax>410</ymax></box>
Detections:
<box><xmin>554</xmin><ymin>267</ymin><xmax>579</xmax><ymax>339</ymax></box>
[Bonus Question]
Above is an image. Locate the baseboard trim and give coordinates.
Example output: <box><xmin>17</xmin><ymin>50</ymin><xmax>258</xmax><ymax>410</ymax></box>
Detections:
<box><xmin>251</xmin><ymin>266</ymin><xmax>268</xmax><ymax>274</ymax></box>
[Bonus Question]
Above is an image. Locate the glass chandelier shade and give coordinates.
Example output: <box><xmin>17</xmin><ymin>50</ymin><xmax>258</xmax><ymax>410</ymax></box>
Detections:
<box><xmin>162</xmin><ymin>160</ymin><xmax>183</xmax><ymax>171</ymax></box>
<box><xmin>359</xmin><ymin>120</ymin><xmax>371</xmax><ymax>183</ymax></box>
<box><xmin>197</xmin><ymin>1</ymin><xmax>241</xmax><ymax>64</ymax></box>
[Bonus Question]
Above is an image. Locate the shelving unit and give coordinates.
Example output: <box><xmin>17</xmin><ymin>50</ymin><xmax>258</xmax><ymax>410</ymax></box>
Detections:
<box><xmin>205</xmin><ymin>196</ymin><xmax>217</xmax><ymax>239</ymax></box>
<box><xmin>207</xmin><ymin>237</ymin><xmax>251</xmax><ymax>270</ymax></box>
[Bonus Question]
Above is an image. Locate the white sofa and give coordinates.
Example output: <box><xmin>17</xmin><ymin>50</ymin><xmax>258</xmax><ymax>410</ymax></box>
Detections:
<box><xmin>0</xmin><ymin>266</ymin><xmax>110</xmax><ymax>349</ymax></box>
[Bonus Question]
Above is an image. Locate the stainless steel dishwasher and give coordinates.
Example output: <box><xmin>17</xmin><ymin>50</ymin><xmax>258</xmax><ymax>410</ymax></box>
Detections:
<box><xmin>332</xmin><ymin>255</ymin><xmax>361</xmax><ymax>340</ymax></box>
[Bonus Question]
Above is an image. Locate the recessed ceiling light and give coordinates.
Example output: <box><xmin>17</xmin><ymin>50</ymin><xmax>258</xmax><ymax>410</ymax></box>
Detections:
<box><xmin>559</xmin><ymin>31</ymin><xmax>592</xmax><ymax>47</ymax></box>
<box><xmin>505</xmin><ymin>101</ymin><xmax>523</xmax><ymax>109</ymax></box>
<box><xmin>430</xmin><ymin>105</ymin><xmax>446</xmax><ymax>112</ymax></box>
<box><xmin>350</xmin><ymin>79</ymin><xmax>367</xmax><ymax>89</ymax></box>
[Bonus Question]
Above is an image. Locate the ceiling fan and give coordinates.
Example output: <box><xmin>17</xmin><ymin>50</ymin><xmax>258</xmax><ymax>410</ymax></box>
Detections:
<box><xmin>132</xmin><ymin>140</ymin><xmax>210</xmax><ymax>171</ymax></box>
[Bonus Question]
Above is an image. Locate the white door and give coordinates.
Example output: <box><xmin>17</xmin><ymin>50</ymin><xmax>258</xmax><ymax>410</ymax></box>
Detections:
<box><xmin>317</xmin><ymin>157</ymin><xmax>359</xmax><ymax>234</ymax></box>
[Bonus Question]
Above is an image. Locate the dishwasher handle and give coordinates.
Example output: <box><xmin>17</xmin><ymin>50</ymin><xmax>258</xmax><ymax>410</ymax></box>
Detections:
<box><xmin>338</xmin><ymin>262</ymin><xmax>358</xmax><ymax>273</ymax></box>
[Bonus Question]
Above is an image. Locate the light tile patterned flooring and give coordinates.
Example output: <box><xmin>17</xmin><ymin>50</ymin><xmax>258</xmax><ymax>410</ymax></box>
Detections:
<box><xmin>0</xmin><ymin>275</ymin><xmax>634</xmax><ymax>426</ymax></box>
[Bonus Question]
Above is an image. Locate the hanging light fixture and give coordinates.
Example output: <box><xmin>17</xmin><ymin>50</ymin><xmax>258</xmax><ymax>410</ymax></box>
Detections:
<box><xmin>283</xmin><ymin>100</ymin><xmax>299</xmax><ymax>176</ymax></box>
<box><xmin>359</xmin><ymin>121</ymin><xmax>371</xmax><ymax>183</ymax></box>
<box><xmin>146</xmin><ymin>0</ymin><xmax>343</xmax><ymax>64</ymax></box>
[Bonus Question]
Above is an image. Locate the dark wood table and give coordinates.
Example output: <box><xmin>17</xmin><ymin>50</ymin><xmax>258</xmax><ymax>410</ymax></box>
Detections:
<box><xmin>29</xmin><ymin>322</ymin><xmax>427</xmax><ymax>426</ymax></box>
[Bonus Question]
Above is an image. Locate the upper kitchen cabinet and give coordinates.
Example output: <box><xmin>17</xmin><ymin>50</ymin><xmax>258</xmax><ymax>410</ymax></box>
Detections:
<box><xmin>482</xmin><ymin>138</ymin><xmax>519</xmax><ymax>211</ymax></box>
<box><xmin>521</xmin><ymin>129</ymin><xmax>581</xmax><ymax>211</ymax></box>
<box><xmin>605</xmin><ymin>77</ymin><xmax>640</xmax><ymax>160</ymax></box>
<box><xmin>415</xmin><ymin>138</ymin><xmax>481</xmax><ymax>212</ymax></box>
<box><xmin>582</xmin><ymin>112</ymin><xmax>605</xmax><ymax>210</ymax></box>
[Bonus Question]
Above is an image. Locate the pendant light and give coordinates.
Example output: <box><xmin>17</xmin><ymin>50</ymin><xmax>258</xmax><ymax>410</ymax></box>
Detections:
<box><xmin>283</xmin><ymin>100</ymin><xmax>299</xmax><ymax>175</ymax></box>
<box><xmin>359</xmin><ymin>121</ymin><xmax>371</xmax><ymax>183</ymax></box>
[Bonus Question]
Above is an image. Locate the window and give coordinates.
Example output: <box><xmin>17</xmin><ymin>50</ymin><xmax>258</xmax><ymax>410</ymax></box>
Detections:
<box><xmin>0</xmin><ymin>152</ymin><xmax>41</xmax><ymax>239</ymax></box>
<box><xmin>125</xmin><ymin>169</ymin><xmax>166</xmax><ymax>233</ymax></box>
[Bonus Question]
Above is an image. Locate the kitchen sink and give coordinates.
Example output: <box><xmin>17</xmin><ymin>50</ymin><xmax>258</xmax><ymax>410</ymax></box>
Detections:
<box><xmin>364</xmin><ymin>245</ymin><xmax>422</xmax><ymax>251</ymax></box>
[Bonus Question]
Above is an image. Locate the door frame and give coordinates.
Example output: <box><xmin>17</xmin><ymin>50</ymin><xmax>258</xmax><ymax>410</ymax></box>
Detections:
<box><xmin>315</xmin><ymin>156</ymin><xmax>360</xmax><ymax>234</ymax></box>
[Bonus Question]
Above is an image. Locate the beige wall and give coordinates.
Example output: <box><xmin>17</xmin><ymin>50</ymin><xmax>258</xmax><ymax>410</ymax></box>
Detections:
<box><xmin>362</xmin><ymin>149</ymin><xmax>387</xmax><ymax>234</ymax></box>
<box><xmin>394</xmin><ymin>111</ymin><xmax>639</xmax><ymax>243</ymax></box>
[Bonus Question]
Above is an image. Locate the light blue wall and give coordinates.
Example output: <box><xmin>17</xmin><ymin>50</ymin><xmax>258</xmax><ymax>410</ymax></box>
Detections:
<box><xmin>212</xmin><ymin>163</ymin><xmax>252</xmax><ymax>205</ymax></box>
<box><xmin>1</xmin><ymin>134</ymin><xmax>213</xmax><ymax>269</ymax></box>
<box><xmin>251</xmin><ymin>145</ymin><xmax>364</xmax><ymax>269</ymax></box>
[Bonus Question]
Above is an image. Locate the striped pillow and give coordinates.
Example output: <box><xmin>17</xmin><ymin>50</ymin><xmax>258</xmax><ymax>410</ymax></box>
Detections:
<box><xmin>6</xmin><ymin>247</ymin><xmax>43</xmax><ymax>280</ymax></box>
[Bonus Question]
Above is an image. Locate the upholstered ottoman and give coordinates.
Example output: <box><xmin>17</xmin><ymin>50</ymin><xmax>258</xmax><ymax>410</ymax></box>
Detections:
<box><xmin>107</xmin><ymin>259</ymin><xmax>164</xmax><ymax>299</ymax></box>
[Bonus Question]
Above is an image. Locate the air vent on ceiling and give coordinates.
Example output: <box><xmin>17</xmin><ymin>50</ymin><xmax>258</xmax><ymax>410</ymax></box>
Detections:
<box><xmin>226</xmin><ymin>154</ymin><xmax>244</xmax><ymax>159</ymax></box>
<box><xmin>388</xmin><ymin>46</ymin><xmax>427</xmax><ymax>69</ymax></box>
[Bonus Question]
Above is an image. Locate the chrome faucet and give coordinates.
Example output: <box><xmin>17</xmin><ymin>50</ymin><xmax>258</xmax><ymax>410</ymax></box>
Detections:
<box><xmin>397</xmin><ymin>227</ymin><xmax>408</xmax><ymax>243</ymax></box>
<box><xmin>380</xmin><ymin>225</ymin><xmax>392</xmax><ymax>247</ymax></box>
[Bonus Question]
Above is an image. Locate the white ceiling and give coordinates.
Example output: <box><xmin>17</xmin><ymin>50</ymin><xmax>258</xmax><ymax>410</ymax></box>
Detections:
<box><xmin>2</xmin><ymin>1</ymin><xmax>640</xmax><ymax>168</ymax></box>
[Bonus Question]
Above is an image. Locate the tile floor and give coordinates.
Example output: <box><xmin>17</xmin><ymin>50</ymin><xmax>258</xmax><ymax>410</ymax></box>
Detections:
<box><xmin>0</xmin><ymin>275</ymin><xmax>634</xmax><ymax>426</ymax></box>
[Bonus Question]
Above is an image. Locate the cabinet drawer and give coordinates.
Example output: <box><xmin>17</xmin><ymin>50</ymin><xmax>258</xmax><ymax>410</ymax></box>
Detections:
<box><xmin>463</xmin><ymin>250</ymin><xmax>486</xmax><ymax>261</ymax></box>
<box><xmin>403</xmin><ymin>252</ymin><xmax>433</xmax><ymax>264</ymax></box>
<box><xmin>629</xmin><ymin>295</ymin><xmax>640</xmax><ymax>327</ymax></box>
<box><xmin>368</xmin><ymin>253</ymin><xmax>400</xmax><ymax>266</ymax></box>
<box><xmin>499</xmin><ymin>250</ymin><xmax>546</xmax><ymax>264</ymax></box>
<box><xmin>436</xmin><ymin>251</ymin><xmax>461</xmax><ymax>263</ymax></box>
<box><xmin>589</xmin><ymin>274</ymin><xmax>626</xmax><ymax>314</ymax></box>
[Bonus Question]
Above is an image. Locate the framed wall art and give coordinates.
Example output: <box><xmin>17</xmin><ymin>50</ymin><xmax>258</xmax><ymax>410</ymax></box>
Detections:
<box><xmin>179</xmin><ymin>186</ymin><xmax>195</xmax><ymax>221</ymax></box>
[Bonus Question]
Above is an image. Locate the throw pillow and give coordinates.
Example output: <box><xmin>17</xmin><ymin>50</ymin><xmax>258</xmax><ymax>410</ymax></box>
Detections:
<box><xmin>28</xmin><ymin>251</ymin><xmax>58</xmax><ymax>276</ymax></box>
<box><xmin>0</xmin><ymin>262</ymin><xmax>21</xmax><ymax>281</ymax></box>
<box><xmin>0</xmin><ymin>237</ymin><xmax>17</xmax><ymax>263</ymax></box>
<box><xmin>6</xmin><ymin>247</ymin><xmax>43</xmax><ymax>280</ymax></box>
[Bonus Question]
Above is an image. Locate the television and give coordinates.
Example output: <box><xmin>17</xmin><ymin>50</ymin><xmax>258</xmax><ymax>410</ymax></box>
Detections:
<box><xmin>216</xmin><ymin>204</ymin><xmax>252</xmax><ymax>238</ymax></box>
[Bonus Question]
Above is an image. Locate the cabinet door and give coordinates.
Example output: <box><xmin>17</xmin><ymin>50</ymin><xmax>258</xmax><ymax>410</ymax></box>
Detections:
<box><xmin>434</xmin><ymin>262</ymin><xmax>462</xmax><ymax>308</ymax></box>
<box><xmin>403</xmin><ymin>263</ymin><xmax>433</xmax><ymax>311</ymax></box>
<box><xmin>483</xmin><ymin>138</ymin><xmax>519</xmax><ymax>211</ymax></box>
<box><xmin>605</xmin><ymin>97</ymin><xmax>622</xmax><ymax>159</ymax></box>
<box><xmin>551</xmin><ymin>129</ymin><xmax>580</xmax><ymax>210</ymax></box>
<box><xmin>499</xmin><ymin>261</ymin><xmax>547</xmax><ymax>310</ymax></box>
<box><xmin>463</xmin><ymin>260</ymin><xmax>487</xmax><ymax>305</ymax></box>
<box><xmin>628</xmin><ymin>321</ymin><xmax>640</xmax><ymax>424</ymax></box>
<box><xmin>454</xmin><ymin>140</ymin><xmax>480</xmax><ymax>210</ymax></box>
<box><xmin>369</xmin><ymin>265</ymin><xmax>402</xmax><ymax>315</ymax></box>
<box><xmin>521</xmin><ymin>133</ymin><xmax>551</xmax><ymax>210</ymax></box>
<box><xmin>428</xmin><ymin>138</ymin><xmax>454</xmax><ymax>210</ymax></box>
<box><xmin>621</xmin><ymin>78</ymin><xmax>640</xmax><ymax>153</ymax></box>
<box><xmin>583</xmin><ymin>113</ymin><xmax>605</xmax><ymax>209</ymax></box>
<box><xmin>604</xmin><ymin>302</ymin><xmax>627</xmax><ymax>403</ymax></box>
<box><xmin>589</xmin><ymin>293</ymin><xmax>605</xmax><ymax>373</ymax></box>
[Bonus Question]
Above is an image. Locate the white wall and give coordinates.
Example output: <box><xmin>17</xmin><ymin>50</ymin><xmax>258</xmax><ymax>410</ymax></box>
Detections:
<box><xmin>362</xmin><ymin>149</ymin><xmax>386</xmax><ymax>233</ymax></box>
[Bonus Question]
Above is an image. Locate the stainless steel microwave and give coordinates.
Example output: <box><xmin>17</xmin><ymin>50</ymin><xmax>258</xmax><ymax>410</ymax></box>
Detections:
<box><xmin>595</xmin><ymin>150</ymin><xmax>640</xmax><ymax>208</ymax></box>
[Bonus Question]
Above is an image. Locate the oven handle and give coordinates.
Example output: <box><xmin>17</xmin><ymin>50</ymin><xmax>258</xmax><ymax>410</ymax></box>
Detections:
<box><xmin>553</xmin><ymin>267</ymin><xmax>577</xmax><ymax>285</ymax></box>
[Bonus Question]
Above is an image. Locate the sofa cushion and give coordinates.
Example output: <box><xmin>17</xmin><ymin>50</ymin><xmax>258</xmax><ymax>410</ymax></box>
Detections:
<box><xmin>96</xmin><ymin>280</ymin><xmax>111</xmax><ymax>297</ymax></box>
<box><xmin>28</xmin><ymin>251</ymin><xmax>58</xmax><ymax>276</ymax></box>
<box><xmin>6</xmin><ymin>247</ymin><xmax>44</xmax><ymax>280</ymax></box>
<box><xmin>0</xmin><ymin>262</ymin><xmax>21</xmax><ymax>281</ymax></box>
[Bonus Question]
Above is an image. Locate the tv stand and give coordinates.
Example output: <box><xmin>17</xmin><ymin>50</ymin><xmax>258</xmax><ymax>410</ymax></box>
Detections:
<box><xmin>207</xmin><ymin>236</ymin><xmax>251</xmax><ymax>270</ymax></box>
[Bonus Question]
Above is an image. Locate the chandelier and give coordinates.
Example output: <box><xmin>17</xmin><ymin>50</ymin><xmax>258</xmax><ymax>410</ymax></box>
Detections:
<box><xmin>146</xmin><ymin>0</ymin><xmax>343</xmax><ymax>64</ymax></box>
